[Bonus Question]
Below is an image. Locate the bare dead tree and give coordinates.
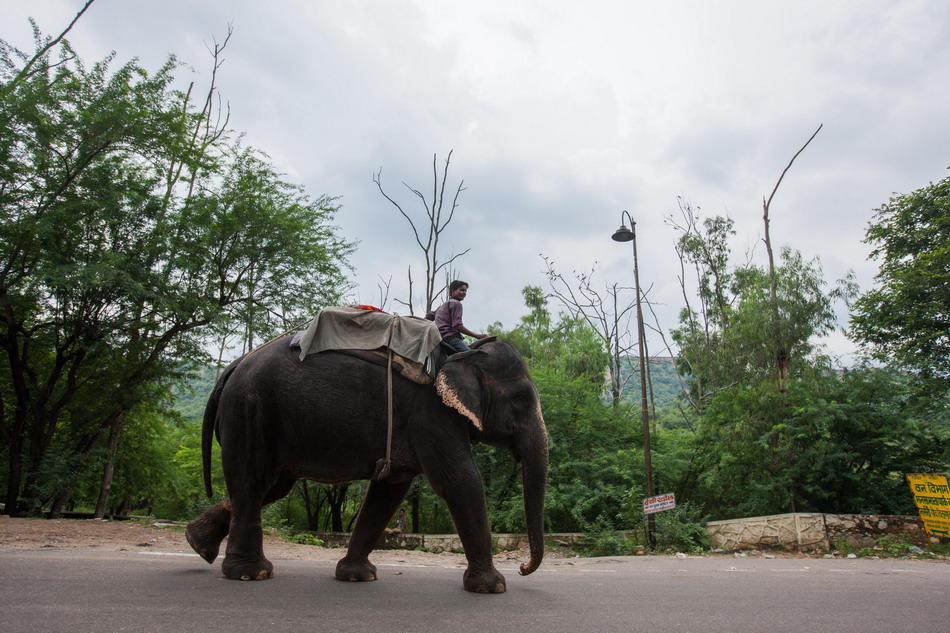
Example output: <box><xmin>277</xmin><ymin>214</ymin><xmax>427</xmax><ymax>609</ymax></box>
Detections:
<box><xmin>541</xmin><ymin>256</ymin><xmax>637</xmax><ymax>406</ymax></box>
<box><xmin>668</xmin><ymin>199</ymin><xmax>706</xmax><ymax>338</ymax></box>
<box><xmin>373</xmin><ymin>151</ymin><xmax>471</xmax><ymax>315</ymax></box>
<box><xmin>375</xmin><ymin>275</ymin><xmax>393</xmax><ymax>310</ymax></box>
<box><xmin>762</xmin><ymin>124</ymin><xmax>823</xmax><ymax>393</ymax></box>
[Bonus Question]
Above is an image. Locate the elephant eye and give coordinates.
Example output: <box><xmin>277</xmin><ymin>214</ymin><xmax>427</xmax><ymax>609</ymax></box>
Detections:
<box><xmin>510</xmin><ymin>392</ymin><xmax>529</xmax><ymax>409</ymax></box>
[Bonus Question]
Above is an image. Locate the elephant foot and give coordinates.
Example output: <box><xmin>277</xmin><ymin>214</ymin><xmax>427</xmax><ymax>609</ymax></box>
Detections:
<box><xmin>185</xmin><ymin>525</ymin><xmax>219</xmax><ymax>564</ymax></box>
<box><xmin>335</xmin><ymin>557</ymin><xmax>378</xmax><ymax>582</ymax></box>
<box><xmin>222</xmin><ymin>554</ymin><xmax>275</xmax><ymax>581</ymax></box>
<box><xmin>185</xmin><ymin>500</ymin><xmax>231</xmax><ymax>564</ymax></box>
<box><xmin>464</xmin><ymin>567</ymin><xmax>507</xmax><ymax>594</ymax></box>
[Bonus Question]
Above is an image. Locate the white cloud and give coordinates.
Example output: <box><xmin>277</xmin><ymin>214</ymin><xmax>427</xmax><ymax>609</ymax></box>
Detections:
<box><xmin>4</xmin><ymin>0</ymin><xmax>949</xmax><ymax>360</ymax></box>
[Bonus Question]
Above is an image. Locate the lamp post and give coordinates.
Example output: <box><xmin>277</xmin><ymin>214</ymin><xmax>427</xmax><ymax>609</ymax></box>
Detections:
<box><xmin>611</xmin><ymin>211</ymin><xmax>656</xmax><ymax>548</ymax></box>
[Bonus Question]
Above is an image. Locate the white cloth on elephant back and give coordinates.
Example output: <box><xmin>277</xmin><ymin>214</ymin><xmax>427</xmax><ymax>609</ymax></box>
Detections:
<box><xmin>296</xmin><ymin>307</ymin><xmax>443</xmax><ymax>367</ymax></box>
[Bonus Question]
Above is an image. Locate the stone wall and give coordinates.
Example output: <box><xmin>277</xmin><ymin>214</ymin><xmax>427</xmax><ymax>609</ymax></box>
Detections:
<box><xmin>705</xmin><ymin>513</ymin><xmax>934</xmax><ymax>551</ymax></box>
<box><xmin>305</xmin><ymin>515</ymin><xmax>937</xmax><ymax>554</ymax></box>
<box><xmin>306</xmin><ymin>531</ymin><xmax>585</xmax><ymax>553</ymax></box>
<box><xmin>824</xmin><ymin>514</ymin><xmax>931</xmax><ymax>548</ymax></box>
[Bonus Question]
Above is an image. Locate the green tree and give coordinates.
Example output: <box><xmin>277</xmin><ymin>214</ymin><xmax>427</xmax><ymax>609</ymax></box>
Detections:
<box><xmin>689</xmin><ymin>364</ymin><xmax>948</xmax><ymax>519</ymax></box>
<box><xmin>484</xmin><ymin>288</ymin><xmax>640</xmax><ymax>535</ymax></box>
<box><xmin>850</xmin><ymin>173</ymin><xmax>950</xmax><ymax>390</ymax></box>
<box><xmin>668</xmin><ymin>206</ymin><xmax>856</xmax><ymax>518</ymax></box>
<box><xmin>671</xmin><ymin>213</ymin><xmax>843</xmax><ymax>411</ymax></box>
<box><xmin>540</xmin><ymin>257</ymin><xmax>636</xmax><ymax>406</ymax></box>
<box><xmin>497</xmin><ymin>286</ymin><xmax>609</xmax><ymax>382</ymax></box>
<box><xmin>0</xmin><ymin>29</ymin><xmax>352</xmax><ymax>516</ymax></box>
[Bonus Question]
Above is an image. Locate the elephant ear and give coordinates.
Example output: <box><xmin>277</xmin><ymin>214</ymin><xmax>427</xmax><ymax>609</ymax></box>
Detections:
<box><xmin>435</xmin><ymin>350</ymin><xmax>486</xmax><ymax>431</ymax></box>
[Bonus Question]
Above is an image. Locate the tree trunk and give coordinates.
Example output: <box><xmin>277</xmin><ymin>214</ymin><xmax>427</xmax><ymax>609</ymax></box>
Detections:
<box><xmin>410</xmin><ymin>482</ymin><xmax>420</xmax><ymax>533</ymax></box>
<box><xmin>610</xmin><ymin>287</ymin><xmax>622</xmax><ymax>407</ymax></box>
<box><xmin>4</xmin><ymin>434</ymin><xmax>24</xmax><ymax>516</ymax></box>
<box><xmin>94</xmin><ymin>412</ymin><xmax>124</xmax><ymax>518</ymax></box>
<box><xmin>762</xmin><ymin>124</ymin><xmax>822</xmax><ymax>395</ymax></box>
<box><xmin>326</xmin><ymin>483</ymin><xmax>349</xmax><ymax>532</ymax></box>
<box><xmin>299</xmin><ymin>481</ymin><xmax>325</xmax><ymax>531</ymax></box>
<box><xmin>48</xmin><ymin>489</ymin><xmax>69</xmax><ymax>518</ymax></box>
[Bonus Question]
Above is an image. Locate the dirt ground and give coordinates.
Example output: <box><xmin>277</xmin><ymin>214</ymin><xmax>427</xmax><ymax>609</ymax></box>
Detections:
<box><xmin>14</xmin><ymin>515</ymin><xmax>928</xmax><ymax>564</ymax></box>
<box><xmin>0</xmin><ymin>515</ymin><xmax>557</xmax><ymax>568</ymax></box>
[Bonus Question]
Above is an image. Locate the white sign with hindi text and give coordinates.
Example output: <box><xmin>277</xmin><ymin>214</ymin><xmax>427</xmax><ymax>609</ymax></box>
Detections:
<box><xmin>643</xmin><ymin>493</ymin><xmax>676</xmax><ymax>515</ymax></box>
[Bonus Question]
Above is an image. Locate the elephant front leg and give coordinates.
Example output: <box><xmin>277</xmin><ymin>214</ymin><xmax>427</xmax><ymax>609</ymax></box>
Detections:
<box><xmin>336</xmin><ymin>479</ymin><xmax>412</xmax><ymax>583</ymax></box>
<box><xmin>435</xmin><ymin>464</ymin><xmax>507</xmax><ymax>594</ymax></box>
<box><xmin>185</xmin><ymin>499</ymin><xmax>231</xmax><ymax>563</ymax></box>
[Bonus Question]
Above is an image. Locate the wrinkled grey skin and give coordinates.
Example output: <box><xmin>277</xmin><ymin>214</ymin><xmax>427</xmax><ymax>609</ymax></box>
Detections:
<box><xmin>185</xmin><ymin>336</ymin><xmax>548</xmax><ymax>593</ymax></box>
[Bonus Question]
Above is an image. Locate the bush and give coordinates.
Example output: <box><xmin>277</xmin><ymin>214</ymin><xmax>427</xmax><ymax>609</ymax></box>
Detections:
<box><xmin>574</xmin><ymin>514</ymin><xmax>639</xmax><ymax>556</ymax></box>
<box><xmin>575</xmin><ymin>529</ymin><xmax>637</xmax><ymax>557</ymax></box>
<box><xmin>653</xmin><ymin>503</ymin><xmax>711</xmax><ymax>553</ymax></box>
<box><xmin>287</xmin><ymin>533</ymin><xmax>324</xmax><ymax>546</ymax></box>
<box><xmin>833</xmin><ymin>534</ymin><xmax>941</xmax><ymax>559</ymax></box>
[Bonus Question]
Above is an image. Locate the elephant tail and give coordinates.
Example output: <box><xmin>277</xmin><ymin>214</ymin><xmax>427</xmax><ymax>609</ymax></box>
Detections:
<box><xmin>203</xmin><ymin>359</ymin><xmax>242</xmax><ymax>498</ymax></box>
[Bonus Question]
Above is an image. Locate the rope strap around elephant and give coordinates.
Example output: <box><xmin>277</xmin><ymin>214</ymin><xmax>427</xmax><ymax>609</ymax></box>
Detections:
<box><xmin>372</xmin><ymin>320</ymin><xmax>397</xmax><ymax>480</ymax></box>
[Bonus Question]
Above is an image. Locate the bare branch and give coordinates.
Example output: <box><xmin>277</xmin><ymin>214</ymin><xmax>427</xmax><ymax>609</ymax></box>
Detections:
<box><xmin>373</xmin><ymin>151</ymin><xmax>470</xmax><ymax>313</ymax></box>
<box><xmin>374</xmin><ymin>169</ymin><xmax>426</xmax><ymax>251</ymax></box>
<box><xmin>3</xmin><ymin>0</ymin><xmax>97</xmax><ymax>96</ymax></box>
<box><xmin>375</xmin><ymin>275</ymin><xmax>392</xmax><ymax>310</ymax></box>
<box><xmin>542</xmin><ymin>255</ymin><xmax>639</xmax><ymax>404</ymax></box>
<box><xmin>763</xmin><ymin>124</ymin><xmax>823</xmax><ymax>214</ymax></box>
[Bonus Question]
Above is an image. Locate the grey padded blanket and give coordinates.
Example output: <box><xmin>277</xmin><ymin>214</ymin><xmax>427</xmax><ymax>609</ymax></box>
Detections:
<box><xmin>296</xmin><ymin>307</ymin><xmax>443</xmax><ymax>367</ymax></box>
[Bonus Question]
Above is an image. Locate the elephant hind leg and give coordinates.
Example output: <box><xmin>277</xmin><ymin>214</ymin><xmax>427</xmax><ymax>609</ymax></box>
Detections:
<box><xmin>221</xmin><ymin>494</ymin><xmax>274</xmax><ymax>581</ymax></box>
<box><xmin>220</xmin><ymin>475</ymin><xmax>300</xmax><ymax>581</ymax></box>
<box><xmin>186</xmin><ymin>477</ymin><xmax>295</xmax><ymax>567</ymax></box>
<box><xmin>185</xmin><ymin>499</ymin><xmax>232</xmax><ymax>564</ymax></box>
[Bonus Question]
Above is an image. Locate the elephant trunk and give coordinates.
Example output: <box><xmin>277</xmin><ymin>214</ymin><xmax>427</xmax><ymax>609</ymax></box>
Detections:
<box><xmin>518</xmin><ymin>421</ymin><xmax>549</xmax><ymax>576</ymax></box>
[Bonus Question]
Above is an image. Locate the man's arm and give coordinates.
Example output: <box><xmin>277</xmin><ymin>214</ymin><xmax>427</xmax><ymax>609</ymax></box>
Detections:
<box><xmin>450</xmin><ymin>300</ymin><xmax>486</xmax><ymax>339</ymax></box>
<box><xmin>456</xmin><ymin>324</ymin><xmax>486</xmax><ymax>339</ymax></box>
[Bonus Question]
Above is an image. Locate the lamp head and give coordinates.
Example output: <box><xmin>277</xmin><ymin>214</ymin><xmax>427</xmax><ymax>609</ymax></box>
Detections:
<box><xmin>611</xmin><ymin>224</ymin><xmax>635</xmax><ymax>242</ymax></box>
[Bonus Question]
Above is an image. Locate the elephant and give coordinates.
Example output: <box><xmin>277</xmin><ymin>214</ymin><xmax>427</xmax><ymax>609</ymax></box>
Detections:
<box><xmin>184</xmin><ymin>335</ymin><xmax>548</xmax><ymax>594</ymax></box>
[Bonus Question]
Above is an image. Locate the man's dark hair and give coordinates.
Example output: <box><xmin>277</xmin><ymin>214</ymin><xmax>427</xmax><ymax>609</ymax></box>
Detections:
<box><xmin>449</xmin><ymin>280</ymin><xmax>468</xmax><ymax>292</ymax></box>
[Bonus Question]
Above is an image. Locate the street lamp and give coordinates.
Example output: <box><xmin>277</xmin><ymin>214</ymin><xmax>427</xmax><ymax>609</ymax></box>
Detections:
<box><xmin>611</xmin><ymin>211</ymin><xmax>656</xmax><ymax>548</ymax></box>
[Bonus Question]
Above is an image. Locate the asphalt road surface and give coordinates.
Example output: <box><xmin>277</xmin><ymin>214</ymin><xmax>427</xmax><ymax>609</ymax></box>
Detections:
<box><xmin>2</xmin><ymin>549</ymin><xmax>948</xmax><ymax>633</ymax></box>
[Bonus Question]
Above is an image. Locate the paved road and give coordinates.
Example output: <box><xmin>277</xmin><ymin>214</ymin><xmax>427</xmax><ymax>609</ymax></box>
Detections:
<box><xmin>2</xmin><ymin>549</ymin><xmax>947</xmax><ymax>632</ymax></box>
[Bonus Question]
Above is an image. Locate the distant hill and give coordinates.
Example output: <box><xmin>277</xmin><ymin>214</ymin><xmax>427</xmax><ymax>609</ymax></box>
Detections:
<box><xmin>171</xmin><ymin>365</ymin><xmax>219</xmax><ymax>422</ymax></box>
<box><xmin>174</xmin><ymin>357</ymin><xmax>688</xmax><ymax>419</ymax></box>
<box><xmin>615</xmin><ymin>356</ymin><xmax>685</xmax><ymax>409</ymax></box>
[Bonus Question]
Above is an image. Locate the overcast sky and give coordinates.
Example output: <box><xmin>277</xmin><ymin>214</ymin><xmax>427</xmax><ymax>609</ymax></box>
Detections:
<box><xmin>4</xmin><ymin>0</ymin><xmax>949</xmax><ymax>363</ymax></box>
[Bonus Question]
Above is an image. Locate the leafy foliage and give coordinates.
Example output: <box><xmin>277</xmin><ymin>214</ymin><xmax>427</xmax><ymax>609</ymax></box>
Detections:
<box><xmin>0</xmin><ymin>29</ymin><xmax>352</xmax><ymax>516</ymax></box>
<box><xmin>664</xmin><ymin>205</ymin><xmax>945</xmax><ymax>522</ymax></box>
<box><xmin>851</xmin><ymin>173</ymin><xmax>950</xmax><ymax>390</ymax></box>
<box><xmin>3</xmin><ymin>16</ymin><xmax>943</xmax><ymax>557</ymax></box>
<box><xmin>486</xmin><ymin>289</ymin><xmax>646</xmax><ymax>536</ymax></box>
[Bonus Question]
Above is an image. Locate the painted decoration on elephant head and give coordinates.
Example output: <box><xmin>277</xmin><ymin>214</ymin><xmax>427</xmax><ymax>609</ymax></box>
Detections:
<box><xmin>435</xmin><ymin>373</ymin><xmax>483</xmax><ymax>430</ymax></box>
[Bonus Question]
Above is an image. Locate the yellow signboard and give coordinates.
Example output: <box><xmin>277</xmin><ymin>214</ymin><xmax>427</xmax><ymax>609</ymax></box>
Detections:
<box><xmin>906</xmin><ymin>473</ymin><xmax>950</xmax><ymax>537</ymax></box>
